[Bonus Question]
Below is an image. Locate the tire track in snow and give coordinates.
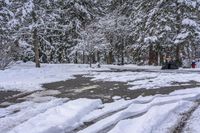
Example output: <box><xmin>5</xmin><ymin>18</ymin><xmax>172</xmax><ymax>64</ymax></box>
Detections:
<box><xmin>173</xmin><ymin>100</ymin><xmax>200</xmax><ymax>133</ymax></box>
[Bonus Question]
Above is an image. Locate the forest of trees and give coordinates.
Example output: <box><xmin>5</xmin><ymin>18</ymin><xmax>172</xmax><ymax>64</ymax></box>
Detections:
<box><xmin>1</xmin><ymin>0</ymin><xmax>200</xmax><ymax>68</ymax></box>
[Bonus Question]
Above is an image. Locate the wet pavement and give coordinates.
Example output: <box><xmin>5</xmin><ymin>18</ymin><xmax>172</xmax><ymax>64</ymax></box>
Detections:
<box><xmin>43</xmin><ymin>75</ymin><xmax>200</xmax><ymax>103</ymax></box>
<box><xmin>1</xmin><ymin>70</ymin><xmax>200</xmax><ymax>106</ymax></box>
<box><xmin>0</xmin><ymin>90</ymin><xmax>21</xmax><ymax>103</ymax></box>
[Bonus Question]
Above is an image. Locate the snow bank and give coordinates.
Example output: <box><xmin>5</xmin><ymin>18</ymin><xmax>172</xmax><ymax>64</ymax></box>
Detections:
<box><xmin>0</xmin><ymin>98</ymin><xmax>66</xmax><ymax>133</ymax></box>
<box><xmin>109</xmin><ymin>101</ymin><xmax>194</xmax><ymax>133</ymax></box>
<box><xmin>78</xmin><ymin>91</ymin><xmax>200</xmax><ymax>133</ymax></box>
<box><xmin>8</xmin><ymin>98</ymin><xmax>102</xmax><ymax>133</ymax></box>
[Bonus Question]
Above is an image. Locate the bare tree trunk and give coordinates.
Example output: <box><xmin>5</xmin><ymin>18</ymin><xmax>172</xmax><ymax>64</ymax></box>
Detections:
<box><xmin>32</xmin><ymin>11</ymin><xmax>40</xmax><ymax>68</ymax></box>
<box><xmin>108</xmin><ymin>51</ymin><xmax>113</xmax><ymax>64</ymax></box>
<box><xmin>121</xmin><ymin>38</ymin><xmax>125</xmax><ymax>65</ymax></box>
<box><xmin>32</xmin><ymin>28</ymin><xmax>40</xmax><ymax>68</ymax></box>
<box><xmin>97</xmin><ymin>51</ymin><xmax>100</xmax><ymax>63</ymax></box>
<box><xmin>149</xmin><ymin>44</ymin><xmax>154</xmax><ymax>65</ymax></box>
<box><xmin>158</xmin><ymin>52</ymin><xmax>161</xmax><ymax>66</ymax></box>
<box><xmin>82</xmin><ymin>51</ymin><xmax>85</xmax><ymax>64</ymax></box>
<box><xmin>89</xmin><ymin>53</ymin><xmax>92</xmax><ymax>68</ymax></box>
<box><xmin>105</xmin><ymin>52</ymin><xmax>108</xmax><ymax>64</ymax></box>
<box><xmin>92</xmin><ymin>52</ymin><xmax>95</xmax><ymax>63</ymax></box>
<box><xmin>75</xmin><ymin>51</ymin><xmax>78</xmax><ymax>64</ymax></box>
<box><xmin>121</xmin><ymin>50</ymin><xmax>124</xmax><ymax>65</ymax></box>
<box><xmin>176</xmin><ymin>44</ymin><xmax>180</xmax><ymax>60</ymax></box>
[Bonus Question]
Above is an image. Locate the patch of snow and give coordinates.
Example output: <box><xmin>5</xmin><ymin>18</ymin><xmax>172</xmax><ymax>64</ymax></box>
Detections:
<box><xmin>144</xmin><ymin>36</ymin><xmax>158</xmax><ymax>43</ymax></box>
<box><xmin>74</xmin><ymin>85</ymin><xmax>99</xmax><ymax>93</ymax></box>
<box><xmin>182</xmin><ymin>18</ymin><xmax>197</xmax><ymax>27</ymax></box>
<box><xmin>112</xmin><ymin>96</ymin><xmax>122</xmax><ymax>101</ymax></box>
<box><xmin>178</xmin><ymin>0</ymin><xmax>197</xmax><ymax>8</ymax></box>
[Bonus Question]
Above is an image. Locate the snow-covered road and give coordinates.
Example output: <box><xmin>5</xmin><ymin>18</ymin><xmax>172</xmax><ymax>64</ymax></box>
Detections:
<box><xmin>1</xmin><ymin>62</ymin><xmax>200</xmax><ymax>133</ymax></box>
<box><xmin>1</xmin><ymin>88</ymin><xmax>200</xmax><ymax>133</ymax></box>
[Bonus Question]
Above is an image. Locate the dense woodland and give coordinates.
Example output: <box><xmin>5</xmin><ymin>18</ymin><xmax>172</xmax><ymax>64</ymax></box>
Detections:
<box><xmin>1</xmin><ymin>0</ymin><xmax>200</xmax><ymax>68</ymax></box>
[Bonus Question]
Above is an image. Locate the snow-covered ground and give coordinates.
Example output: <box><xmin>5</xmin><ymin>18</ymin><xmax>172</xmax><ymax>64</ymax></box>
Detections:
<box><xmin>1</xmin><ymin>62</ymin><xmax>200</xmax><ymax>92</ymax></box>
<box><xmin>0</xmin><ymin>62</ymin><xmax>108</xmax><ymax>92</ymax></box>
<box><xmin>1</xmin><ymin>62</ymin><xmax>200</xmax><ymax>133</ymax></box>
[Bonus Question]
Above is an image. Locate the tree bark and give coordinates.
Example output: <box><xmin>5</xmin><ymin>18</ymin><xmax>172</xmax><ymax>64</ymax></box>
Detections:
<box><xmin>82</xmin><ymin>51</ymin><xmax>85</xmax><ymax>64</ymax></box>
<box><xmin>157</xmin><ymin>52</ymin><xmax>161</xmax><ymax>66</ymax></box>
<box><xmin>121</xmin><ymin>38</ymin><xmax>125</xmax><ymax>65</ymax></box>
<box><xmin>32</xmin><ymin>28</ymin><xmax>40</xmax><ymax>68</ymax></box>
<box><xmin>89</xmin><ymin>53</ymin><xmax>92</xmax><ymax>67</ymax></box>
<box><xmin>75</xmin><ymin>51</ymin><xmax>78</xmax><ymax>64</ymax></box>
<box><xmin>32</xmin><ymin>11</ymin><xmax>40</xmax><ymax>68</ymax></box>
<box><xmin>149</xmin><ymin>44</ymin><xmax>154</xmax><ymax>65</ymax></box>
<box><xmin>108</xmin><ymin>51</ymin><xmax>113</xmax><ymax>64</ymax></box>
<box><xmin>97</xmin><ymin>51</ymin><xmax>100</xmax><ymax>63</ymax></box>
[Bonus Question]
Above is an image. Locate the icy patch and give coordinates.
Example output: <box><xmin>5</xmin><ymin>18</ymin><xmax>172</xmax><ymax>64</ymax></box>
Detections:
<box><xmin>112</xmin><ymin>96</ymin><xmax>122</xmax><ymax>101</ymax></box>
<box><xmin>0</xmin><ymin>102</ymin><xmax>12</xmax><ymax>106</ymax></box>
<box><xmin>74</xmin><ymin>85</ymin><xmax>99</xmax><ymax>93</ymax></box>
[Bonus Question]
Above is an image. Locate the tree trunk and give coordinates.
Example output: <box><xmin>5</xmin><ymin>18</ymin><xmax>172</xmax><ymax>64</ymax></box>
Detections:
<box><xmin>108</xmin><ymin>51</ymin><xmax>113</xmax><ymax>64</ymax></box>
<box><xmin>97</xmin><ymin>51</ymin><xmax>100</xmax><ymax>63</ymax></box>
<box><xmin>149</xmin><ymin>44</ymin><xmax>154</xmax><ymax>65</ymax></box>
<box><xmin>157</xmin><ymin>52</ymin><xmax>161</xmax><ymax>66</ymax></box>
<box><xmin>121</xmin><ymin>38</ymin><xmax>125</xmax><ymax>65</ymax></box>
<box><xmin>82</xmin><ymin>51</ymin><xmax>85</xmax><ymax>64</ymax></box>
<box><xmin>75</xmin><ymin>51</ymin><xmax>77</xmax><ymax>64</ymax></box>
<box><xmin>176</xmin><ymin>44</ymin><xmax>180</xmax><ymax>60</ymax></box>
<box><xmin>32</xmin><ymin>28</ymin><xmax>40</xmax><ymax>68</ymax></box>
<box><xmin>92</xmin><ymin>52</ymin><xmax>95</xmax><ymax>63</ymax></box>
<box><xmin>89</xmin><ymin>53</ymin><xmax>92</xmax><ymax>68</ymax></box>
<box><xmin>105</xmin><ymin>52</ymin><xmax>108</xmax><ymax>64</ymax></box>
<box><xmin>32</xmin><ymin>11</ymin><xmax>40</xmax><ymax>68</ymax></box>
<box><xmin>176</xmin><ymin>44</ymin><xmax>181</xmax><ymax>66</ymax></box>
